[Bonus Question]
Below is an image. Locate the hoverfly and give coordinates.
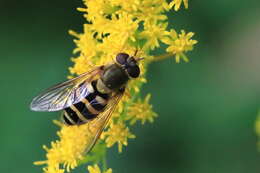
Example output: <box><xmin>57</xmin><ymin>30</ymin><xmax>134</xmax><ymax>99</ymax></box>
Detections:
<box><xmin>30</xmin><ymin>52</ymin><xmax>143</xmax><ymax>153</ymax></box>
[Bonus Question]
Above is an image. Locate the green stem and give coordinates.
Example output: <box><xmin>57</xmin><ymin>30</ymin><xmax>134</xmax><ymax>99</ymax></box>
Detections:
<box><xmin>102</xmin><ymin>156</ymin><xmax>107</xmax><ymax>171</ymax></box>
<box><xmin>180</xmin><ymin>52</ymin><xmax>189</xmax><ymax>62</ymax></box>
<box><xmin>152</xmin><ymin>53</ymin><xmax>173</xmax><ymax>62</ymax></box>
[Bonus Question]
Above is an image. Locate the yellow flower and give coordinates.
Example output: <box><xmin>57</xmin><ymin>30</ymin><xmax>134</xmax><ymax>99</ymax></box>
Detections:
<box><xmin>34</xmin><ymin>121</ymin><xmax>101</xmax><ymax>173</ymax></box>
<box><xmin>68</xmin><ymin>29</ymin><xmax>99</xmax><ymax>75</ymax></box>
<box><xmin>140</xmin><ymin>22</ymin><xmax>169</xmax><ymax>50</ymax></box>
<box><xmin>162</xmin><ymin>29</ymin><xmax>197</xmax><ymax>63</ymax></box>
<box><xmin>69</xmin><ymin>29</ymin><xmax>98</xmax><ymax>59</ymax></box>
<box><xmin>101</xmin><ymin>122</ymin><xmax>136</xmax><ymax>153</ymax></box>
<box><xmin>80</xmin><ymin>0</ymin><xmax>113</xmax><ymax>21</ymax></box>
<box><xmin>110</xmin><ymin>0</ymin><xmax>140</xmax><ymax>13</ymax></box>
<box><xmin>87</xmin><ymin>164</ymin><xmax>112</xmax><ymax>173</ymax></box>
<box><xmin>110</xmin><ymin>12</ymin><xmax>139</xmax><ymax>42</ymax></box>
<box><xmin>126</xmin><ymin>94</ymin><xmax>157</xmax><ymax>125</ymax></box>
<box><xmin>131</xmin><ymin>0</ymin><xmax>168</xmax><ymax>23</ymax></box>
<box><xmin>169</xmin><ymin>0</ymin><xmax>188</xmax><ymax>11</ymax></box>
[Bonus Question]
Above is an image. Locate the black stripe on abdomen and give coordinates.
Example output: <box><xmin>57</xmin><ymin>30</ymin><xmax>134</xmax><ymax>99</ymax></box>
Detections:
<box><xmin>63</xmin><ymin>114</ymin><xmax>73</xmax><ymax>125</ymax></box>
<box><xmin>62</xmin><ymin>80</ymin><xmax>110</xmax><ymax>126</ymax></box>
<box><xmin>91</xmin><ymin>97</ymin><xmax>107</xmax><ymax>111</ymax></box>
<box><xmin>75</xmin><ymin>81</ymin><xmax>109</xmax><ymax>121</ymax></box>
<box><xmin>74</xmin><ymin>101</ymin><xmax>98</xmax><ymax>120</ymax></box>
<box><xmin>63</xmin><ymin>107</ymin><xmax>83</xmax><ymax>125</ymax></box>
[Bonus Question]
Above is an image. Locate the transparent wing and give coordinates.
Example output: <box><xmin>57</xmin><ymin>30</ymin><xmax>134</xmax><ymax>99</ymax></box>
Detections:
<box><xmin>83</xmin><ymin>90</ymin><xmax>124</xmax><ymax>154</ymax></box>
<box><xmin>30</xmin><ymin>67</ymin><xmax>102</xmax><ymax>112</ymax></box>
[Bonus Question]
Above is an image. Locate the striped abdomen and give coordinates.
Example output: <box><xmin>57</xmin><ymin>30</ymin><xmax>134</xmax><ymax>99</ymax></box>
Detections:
<box><xmin>62</xmin><ymin>80</ymin><xmax>110</xmax><ymax>125</ymax></box>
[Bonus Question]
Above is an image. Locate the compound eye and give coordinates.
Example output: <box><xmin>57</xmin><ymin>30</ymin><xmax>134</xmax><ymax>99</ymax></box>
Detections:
<box><xmin>116</xmin><ymin>53</ymin><xmax>129</xmax><ymax>65</ymax></box>
<box><xmin>126</xmin><ymin>65</ymin><xmax>140</xmax><ymax>78</ymax></box>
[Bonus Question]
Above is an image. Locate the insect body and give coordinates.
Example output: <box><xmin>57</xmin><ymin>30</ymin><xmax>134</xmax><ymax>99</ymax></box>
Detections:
<box><xmin>30</xmin><ymin>53</ymin><xmax>142</xmax><ymax>152</ymax></box>
<box><xmin>62</xmin><ymin>80</ymin><xmax>110</xmax><ymax>125</ymax></box>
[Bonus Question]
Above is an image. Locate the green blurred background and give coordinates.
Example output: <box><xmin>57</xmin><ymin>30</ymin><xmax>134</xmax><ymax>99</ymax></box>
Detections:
<box><xmin>1</xmin><ymin>0</ymin><xmax>260</xmax><ymax>172</ymax></box>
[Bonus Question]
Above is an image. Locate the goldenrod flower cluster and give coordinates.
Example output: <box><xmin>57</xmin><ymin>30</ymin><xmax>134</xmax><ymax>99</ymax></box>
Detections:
<box><xmin>35</xmin><ymin>0</ymin><xmax>197</xmax><ymax>173</ymax></box>
<box><xmin>126</xmin><ymin>94</ymin><xmax>158</xmax><ymax>125</ymax></box>
<box><xmin>162</xmin><ymin>30</ymin><xmax>197</xmax><ymax>63</ymax></box>
<box><xmin>101</xmin><ymin>122</ymin><xmax>136</xmax><ymax>153</ymax></box>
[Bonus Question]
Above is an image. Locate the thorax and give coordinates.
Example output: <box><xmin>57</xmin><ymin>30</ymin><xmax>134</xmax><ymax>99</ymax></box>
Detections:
<box><xmin>97</xmin><ymin>64</ymin><xmax>129</xmax><ymax>93</ymax></box>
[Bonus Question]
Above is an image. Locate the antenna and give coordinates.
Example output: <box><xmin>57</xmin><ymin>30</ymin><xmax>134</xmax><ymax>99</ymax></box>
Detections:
<box><xmin>134</xmin><ymin>48</ymin><xmax>138</xmax><ymax>56</ymax></box>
